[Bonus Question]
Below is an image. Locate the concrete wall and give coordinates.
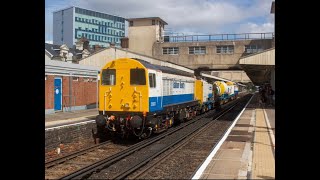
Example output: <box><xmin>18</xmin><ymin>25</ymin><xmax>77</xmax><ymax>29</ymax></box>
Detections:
<box><xmin>152</xmin><ymin>39</ymin><xmax>273</xmax><ymax>69</ymax></box>
<box><xmin>45</xmin><ymin>75</ymin><xmax>97</xmax><ymax>113</ymax></box>
<box><xmin>45</xmin><ymin>122</ymin><xmax>96</xmax><ymax>151</ymax></box>
<box><xmin>45</xmin><ymin>53</ymin><xmax>51</xmax><ymax>61</ymax></box>
<box><xmin>128</xmin><ymin>19</ymin><xmax>157</xmax><ymax>56</ymax></box>
<box><xmin>53</xmin><ymin>7</ymin><xmax>74</xmax><ymax>47</ymax></box>
<box><xmin>239</xmin><ymin>48</ymin><xmax>275</xmax><ymax>65</ymax></box>
<box><xmin>211</xmin><ymin>71</ymin><xmax>251</xmax><ymax>83</ymax></box>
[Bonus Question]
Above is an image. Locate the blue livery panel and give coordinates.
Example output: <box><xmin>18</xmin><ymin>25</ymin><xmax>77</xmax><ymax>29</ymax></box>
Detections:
<box><xmin>149</xmin><ymin>94</ymin><xmax>194</xmax><ymax>112</ymax></box>
<box><xmin>149</xmin><ymin>96</ymin><xmax>163</xmax><ymax>112</ymax></box>
<box><xmin>163</xmin><ymin>94</ymin><xmax>194</xmax><ymax>107</ymax></box>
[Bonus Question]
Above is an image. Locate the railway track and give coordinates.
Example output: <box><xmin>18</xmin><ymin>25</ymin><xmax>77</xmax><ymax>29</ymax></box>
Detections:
<box><xmin>45</xmin><ymin>140</ymin><xmax>129</xmax><ymax>179</ymax></box>
<box><xmin>45</xmin><ymin>94</ymin><xmax>249</xmax><ymax>179</ymax></box>
<box><xmin>129</xmin><ymin>94</ymin><xmax>252</xmax><ymax>179</ymax></box>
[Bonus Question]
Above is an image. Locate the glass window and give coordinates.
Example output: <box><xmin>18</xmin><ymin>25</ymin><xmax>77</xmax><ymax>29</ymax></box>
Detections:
<box><xmin>129</xmin><ymin>21</ymin><xmax>133</xmax><ymax>26</ymax></box>
<box><xmin>163</xmin><ymin>47</ymin><xmax>179</xmax><ymax>55</ymax></box>
<box><xmin>180</xmin><ymin>82</ymin><xmax>185</xmax><ymax>88</ymax></box>
<box><xmin>130</xmin><ymin>69</ymin><xmax>146</xmax><ymax>85</ymax></box>
<box><xmin>152</xmin><ymin>20</ymin><xmax>155</xmax><ymax>25</ymax></box>
<box><xmin>245</xmin><ymin>45</ymin><xmax>263</xmax><ymax>53</ymax></box>
<box><xmin>84</xmin><ymin>77</ymin><xmax>89</xmax><ymax>82</ymax></box>
<box><xmin>72</xmin><ymin>77</ymin><xmax>78</xmax><ymax>81</ymax></box>
<box><xmin>101</xmin><ymin>69</ymin><xmax>116</xmax><ymax>85</ymax></box>
<box><xmin>173</xmin><ymin>82</ymin><xmax>180</xmax><ymax>88</ymax></box>
<box><xmin>216</xmin><ymin>45</ymin><xmax>234</xmax><ymax>54</ymax></box>
<box><xmin>149</xmin><ymin>73</ymin><xmax>156</xmax><ymax>88</ymax></box>
<box><xmin>189</xmin><ymin>46</ymin><xmax>206</xmax><ymax>54</ymax></box>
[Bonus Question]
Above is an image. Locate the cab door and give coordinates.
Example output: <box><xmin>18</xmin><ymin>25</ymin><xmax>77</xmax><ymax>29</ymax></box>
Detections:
<box><xmin>148</xmin><ymin>69</ymin><xmax>163</xmax><ymax>112</ymax></box>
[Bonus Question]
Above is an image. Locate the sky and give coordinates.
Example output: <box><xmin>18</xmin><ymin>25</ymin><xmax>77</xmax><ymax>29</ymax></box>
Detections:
<box><xmin>45</xmin><ymin>0</ymin><xmax>274</xmax><ymax>44</ymax></box>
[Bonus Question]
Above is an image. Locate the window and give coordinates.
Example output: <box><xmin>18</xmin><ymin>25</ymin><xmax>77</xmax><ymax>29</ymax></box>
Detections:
<box><xmin>129</xmin><ymin>21</ymin><xmax>133</xmax><ymax>26</ymax></box>
<box><xmin>216</xmin><ymin>45</ymin><xmax>234</xmax><ymax>54</ymax></box>
<box><xmin>245</xmin><ymin>45</ymin><xmax>263</xmax><ymax>53</ymax></box>
<box><xmin>84</xmin><ymin>77</ymin><xmax>89</xmax><ymax>82</ymax></box>
<box><xmin>189</xmin><ymin>46</ymin><xmax>206</xmax><ymax>54</ymax></box>
<box><xmin>72</xmin><ymin>77</ymin><xmax>79</xmax><ymax>81</ymax></box>
<box><xmin>180</xmin><ymin>82</ymin><xmax>185</xmax><ymax>88</ymax></box>
<box><xmin>149</xmin><ymin>73</ymin><xmax>156</xmax><ymax>88</ymax></box>
<box><xmin>130</xmin><ymin>69</ymin><xmax>146</xmax><ymax>85</ymax></box>
<box><xmin>163</xmin><ymin>47</ymin><xmax>179</xmax><ymax>55</ymax></box>
<box><xmin>102</xmin><ymin>69</ymin><xmax>116</xmax><ymax>85</ymax></box>
<box><xmin>152</xmin><ymin>20</ymin><xmax>155</xmax><ymax>25</ymax></box>
<box><xmin>173</xmin><ymin>82</ymin><xmax>180</xmax><ymax>88</ymax></box>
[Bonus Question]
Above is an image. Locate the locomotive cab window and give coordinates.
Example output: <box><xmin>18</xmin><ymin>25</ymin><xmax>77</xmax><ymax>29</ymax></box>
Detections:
<box><xmin>101</xmin><ymin>69</ymin><xmax>116</xmax><ymax>85</ymax></box>
<box><xmin>149</xmin><ymin>73</ymin><xmax>156</xmax><ymax>88</ymax></box>
<box><xmin>130</xmin><ymin>68</ymin><xmax>146</xmax><ymax>85</ymax></box>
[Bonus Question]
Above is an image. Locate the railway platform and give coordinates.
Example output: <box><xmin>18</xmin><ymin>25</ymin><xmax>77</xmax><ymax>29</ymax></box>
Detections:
<box><xmin>192</xmin><ymin>93</ymin><xmax>275</xmax><ymax>179</ymax></box>
<box><xmin>45</xmin><ymin>108</ymin><xmax>98</xmax><ymax>129</ymax></box>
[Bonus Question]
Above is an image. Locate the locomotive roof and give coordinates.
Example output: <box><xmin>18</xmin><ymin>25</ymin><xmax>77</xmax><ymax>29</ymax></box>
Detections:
<box><xmin>132</xmin><ymin>58</ymin><xmax>195</xmax><ymax>78</ymax></box>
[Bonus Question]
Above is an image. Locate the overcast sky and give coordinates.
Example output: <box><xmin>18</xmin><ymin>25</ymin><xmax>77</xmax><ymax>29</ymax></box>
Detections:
<box><xmin>45</xmin><ymin>0</ymin><xmax>274</xmax><ymax>44</ymax></box>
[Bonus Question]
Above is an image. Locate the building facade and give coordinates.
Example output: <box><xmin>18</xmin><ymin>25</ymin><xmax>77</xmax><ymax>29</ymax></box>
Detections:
<box><xmin>126</xmin><ymin>17</ymin><xmax>273</xmax><ymax>83</ymax></box>
<box><xmin>127</xmin><ymin>17</ymin><xmax>167</xmax><ymax>56</ymax></box>
<box><xmin>53</xmin><ymin>6</ymin><xmax>125</xmax><ymax>48</ymax></box>
<box><xmin>45</xmin><ymin>59</ymin><xmax>100</xmax><ymax>114</ymax></box>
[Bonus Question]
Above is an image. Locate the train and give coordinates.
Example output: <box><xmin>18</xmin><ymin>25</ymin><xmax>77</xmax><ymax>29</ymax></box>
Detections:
<box><xmin>95</xmin><ymin>58</ymin><xmax>239</xmax><ymax>140</ymax></box>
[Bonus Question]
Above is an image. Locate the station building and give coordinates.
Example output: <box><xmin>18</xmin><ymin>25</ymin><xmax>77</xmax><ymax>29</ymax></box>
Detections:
<box><xmin>45</xmin><ymin>59</ymin><xmax>99</xmax><ymax>114</ymax></box>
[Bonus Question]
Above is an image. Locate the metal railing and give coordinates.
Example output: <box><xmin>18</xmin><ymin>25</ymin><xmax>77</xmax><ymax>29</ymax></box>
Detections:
<box><xmin>164</xmin><ymin>32</ymin><xmax>274</xmax><ymax>43</ymax></box>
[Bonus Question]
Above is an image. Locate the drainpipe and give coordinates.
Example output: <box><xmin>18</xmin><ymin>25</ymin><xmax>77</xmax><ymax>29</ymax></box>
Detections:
<box><xmin>69</xmin><ymin>73</ymin><xmax>72</xmax><ymax>112</ymax></box>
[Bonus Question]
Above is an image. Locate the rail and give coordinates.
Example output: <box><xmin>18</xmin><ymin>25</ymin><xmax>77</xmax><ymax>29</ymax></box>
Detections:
<box><xmin>164</xmin><ymin>32</ymin><xmax>274</xmax><ymax>42</ymax></box>
<box><xmin>59</xmin><ymin>94</ymin><xmax>249</xmax><ymax>179</ymax></box>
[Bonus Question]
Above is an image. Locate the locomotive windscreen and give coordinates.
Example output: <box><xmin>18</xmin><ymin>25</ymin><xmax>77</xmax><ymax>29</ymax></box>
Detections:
<box><xmin>130</xmin><ymin>68</ymin><xmax>146</xmax><ymax>85</ymax></box>
<box><xmin>101</xmin><ymin>69</ymin><xmax>116</xmax><ymax>85</ymax></box>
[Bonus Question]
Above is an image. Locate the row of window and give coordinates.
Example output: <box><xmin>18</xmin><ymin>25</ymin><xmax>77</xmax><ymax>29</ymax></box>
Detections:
<box><xmin>75</xmin><ymin>17</ymin><xmax>125</xmax><ymax>29</ymax></box>
<box><xmin>173</xmin><ymin>82</ymin><xmax>185</xmax><ymax>88</ymax></box>
<box><xmin>77</xmin><ymin>32</ymin><xmax>120</xmax><ymax>43</ymax></box>
<box><xmin>75</xmin><ymin>7</ymin><xmax>125</xmax><ymax>23</ymax></box>
<box><xmin>102</xmin><ymin>69</ymin><xmax>147</xmax><ymax>86</ymax></box>
<box><xmin>129</xmin><ymin>20</ymin><xmax>163</xmax><ymax>27</ymax></box>
<box><xmin>75</xmin><ymin>26</ymin><xmax>124</xmax><ymax>37</ymax></box>
<box><xmin>101</xmin><ymin>69</ymin><xmax>188</xmax><ymax>89</ymax></box>
<box><xmin>162</xmin><ymin>45</ymin><xmax>264</xmax><ymax>55</ymax></box>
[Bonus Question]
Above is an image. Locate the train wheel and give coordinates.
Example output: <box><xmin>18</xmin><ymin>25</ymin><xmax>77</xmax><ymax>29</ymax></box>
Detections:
<box><xmin>178</xmin><ymin>109</ymin><xmax>186</xmax><ymax>123</ymax></box>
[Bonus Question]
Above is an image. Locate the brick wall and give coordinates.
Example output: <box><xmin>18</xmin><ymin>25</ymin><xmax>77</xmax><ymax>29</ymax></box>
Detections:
<box><xmin>45</xmin><ymin>75</ymin><xmax>97</xmax><ymax>110</ymax></box>
<box><xmin>45</xmin><ymin>75</ymin><xmax>54</xmax><ymax>109</ymax></box>
<box><xmin>45</xmin><ymin>122</ymin><xmax>97</xmax><ymax>151</ymax></box>
<box><xmin>62</xmin><ymin>76</ymin><xmax>97</xmax><ymax>107</ymax></box>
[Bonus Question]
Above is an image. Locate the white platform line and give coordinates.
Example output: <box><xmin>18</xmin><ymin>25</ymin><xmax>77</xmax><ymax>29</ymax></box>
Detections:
<box><xmin>263</xmin><ymin>109</ymin><xmax>275</xmax><ymax>150</ymax></box>
<box><xmin>45</xmin><ymin>120</ymin><xmax>96</xmax><ymax>131</ymax></box>
<box><xmin>192</xmin><ymin>95</ymin><xmax>254</xmax><ymax>180</ymax></box>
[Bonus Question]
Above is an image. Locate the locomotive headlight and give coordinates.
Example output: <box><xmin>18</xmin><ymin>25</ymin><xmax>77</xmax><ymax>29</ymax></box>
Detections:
<box><xmin>124</xmin><ymin>103</ymin><xmax>130</xmax><ymax>108</ymax></box>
